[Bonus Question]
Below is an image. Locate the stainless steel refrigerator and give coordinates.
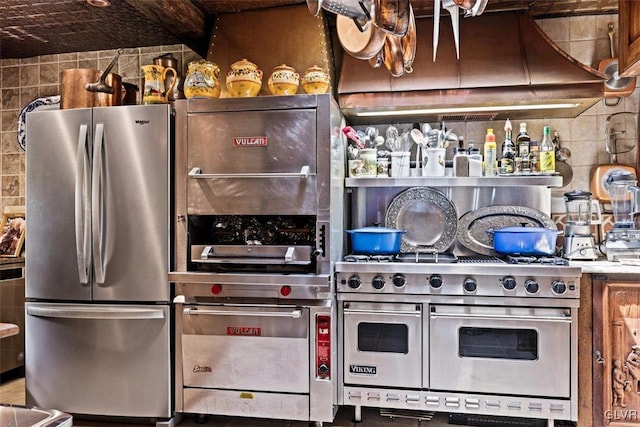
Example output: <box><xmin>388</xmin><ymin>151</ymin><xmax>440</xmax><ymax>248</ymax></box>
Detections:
<box><xmin>25</xmin><ymin>104</ymin><xmax>172</xmax><ymax>420</ymax></box>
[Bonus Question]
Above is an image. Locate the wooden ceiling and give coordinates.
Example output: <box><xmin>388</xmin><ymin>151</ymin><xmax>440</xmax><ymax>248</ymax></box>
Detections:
<box><xmin>0</xmin><ymin>0</ymin><xmax>619</xmax><ymax>60</ymax></box>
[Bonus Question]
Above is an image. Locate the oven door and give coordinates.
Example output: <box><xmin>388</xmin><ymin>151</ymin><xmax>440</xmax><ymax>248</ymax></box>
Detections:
<box><xmin>181</xmin><ymin>303</ymin><xmax>310</xmax><ymax>393</ymax></box>
<box><xmin>429</xmin><ymin>305</ymin><xmax>572</xmax><ymax>397</ymax></box>
<box><xmin>343</xmin><ymin>302</ymin><xmax>422</xmax><ymax>388</ymax></box>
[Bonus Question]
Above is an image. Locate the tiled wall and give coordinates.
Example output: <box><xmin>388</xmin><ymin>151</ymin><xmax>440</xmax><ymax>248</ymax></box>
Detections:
<box><xmin>0</xmin><ymin>14</ymin><xmax>638</xmax><ymax>216</ymax></box>
<box><xmin>0</xmin><ymin>44</ymin><xmax>202</xmax><ymax>214</ymax></box>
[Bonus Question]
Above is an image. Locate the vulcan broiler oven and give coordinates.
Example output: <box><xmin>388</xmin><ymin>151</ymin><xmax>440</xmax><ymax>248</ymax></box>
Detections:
<box><xmin>337</xmin><ymin>179</ymin><xmax>581</xmax><ymax>427</ymax></box>
<box><xmin>170</xmin><ymin>95</ymin><xmax>344</xmax><ymax>424</ymax></box>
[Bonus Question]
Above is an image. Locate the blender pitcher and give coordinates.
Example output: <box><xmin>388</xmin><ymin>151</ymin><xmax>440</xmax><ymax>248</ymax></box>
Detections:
<box><xmin>563</xmin><ymin>190</ymin><xmax>598</xmax><ymax>260</ymax></box>
<box><xmin>605</xmin><ymin>171</ymin><xmax>637</xmax><ymax>228</ymax></box>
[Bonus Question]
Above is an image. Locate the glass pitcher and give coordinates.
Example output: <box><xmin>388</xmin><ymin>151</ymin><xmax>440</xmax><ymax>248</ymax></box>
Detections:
<box><xmin>605</xmin><ymin>171</ymin><xmax>637</xmax><ymax>228</ymax></box>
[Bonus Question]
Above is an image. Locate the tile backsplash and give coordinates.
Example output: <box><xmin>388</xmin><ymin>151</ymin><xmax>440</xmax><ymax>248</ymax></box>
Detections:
<box><xmin>0</xmin><ymin>44</ymin><xmax>202</xmax><ymax>214</ymax></box>
<box><xmin>0</xmin><ymin>14</ymin><xmax>638</xmax><ymax>216</ymax></box>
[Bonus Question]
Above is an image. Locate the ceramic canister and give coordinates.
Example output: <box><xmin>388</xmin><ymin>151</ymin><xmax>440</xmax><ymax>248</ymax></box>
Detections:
<box><xmin>301</xmin><ymin>65</ymin><xmax>330</xmax><ymax>94</ymax></box>
<box><xmin>268</xmin><ymin>64</ymin><xmax>299</xmax><ymax>96</ymax></box>
<box><xmin>226</xmin><ymin>58</ymin><xmax>263</xmax><ymax>97</ymax></box>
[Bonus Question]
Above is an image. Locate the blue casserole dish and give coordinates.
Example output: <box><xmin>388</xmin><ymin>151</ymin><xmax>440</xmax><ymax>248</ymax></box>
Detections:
<box><xmin>488</xmin><ymin>226</ymin><xmax>561</xmax><ymax>256</ymax></box>
<box><xmin>346</xmin><ymin>226</ymin><xmax>406</xmax><ymax>255</ymax></box>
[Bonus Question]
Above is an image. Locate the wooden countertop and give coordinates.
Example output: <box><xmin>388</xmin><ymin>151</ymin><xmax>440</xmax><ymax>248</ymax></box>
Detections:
<box><xmin>0</xmin><ymin>323</ymin><xmax>18</xmax><ymax>339</ymax></box>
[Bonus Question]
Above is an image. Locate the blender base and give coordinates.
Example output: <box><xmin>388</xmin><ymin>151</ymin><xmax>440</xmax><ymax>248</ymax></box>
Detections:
<box><xmin>605</xmin><ymin>229</ymin><xmax>640</xmax><ymax>261</ymax></box>
<box><xmin>564</xmin><ymin>235</ymin><xmax>598</xmax><ymax>260</ymax></box>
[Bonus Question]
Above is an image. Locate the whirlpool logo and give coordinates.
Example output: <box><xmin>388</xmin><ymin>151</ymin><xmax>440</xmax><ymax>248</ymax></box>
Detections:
<box><xmin>349</xmin><ymin>365</ymin><xmax>377</xmax><ymax>376</ymax></box>
<box><xmin>193</xmin><ymin>365</ymin><xmax>212</xmax><ymax>373</ymax></box>
<box><xmin>135</xmin><ymin>119</ymin><xmax>150</xmax><ymax>125</ymax></box>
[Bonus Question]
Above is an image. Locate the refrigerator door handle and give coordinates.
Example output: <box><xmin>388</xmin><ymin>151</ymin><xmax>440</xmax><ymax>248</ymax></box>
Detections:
<box><xmin>26</xmin><ymin>305</ymin><xmax>165</xmax><ymax>320</ymax></box>
<box><xmin>74</xmin><ymin>124</ymin><xmax>91</xmax><ymax>284</ymax></box>
<box><xmin>91</xmin><ymin>122</ymin><xmax>106</xmax><ymax>285</ymax></box>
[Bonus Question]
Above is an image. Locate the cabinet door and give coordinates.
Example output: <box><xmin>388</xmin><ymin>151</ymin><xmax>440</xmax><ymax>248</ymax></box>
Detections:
<box><xmin>619</xmin><ymin>0</ymin><xmax>640</xmax><ymax>76</ymax></box>
<box><xmin>593</xmin><ymin>278</ymin><xmax>640</xmax><ymax>425</ymax></box>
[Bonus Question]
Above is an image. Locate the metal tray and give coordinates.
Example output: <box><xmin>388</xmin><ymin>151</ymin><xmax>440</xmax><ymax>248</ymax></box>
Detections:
<box><xmin>457</xmin><ymin>205</ymin><xmax>556</xmax><ymax>256</ymax></box>
<box><xmin>385</xmin><ymin>187</ymin><xmax>457</xmax><ymax>253</ymax></box>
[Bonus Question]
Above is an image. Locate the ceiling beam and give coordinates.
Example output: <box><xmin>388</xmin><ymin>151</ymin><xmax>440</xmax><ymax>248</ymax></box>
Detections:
<box><xmin>123</xmin><ymin>0</ymin><xmax>212</xmax><ymax>55</ymax></box>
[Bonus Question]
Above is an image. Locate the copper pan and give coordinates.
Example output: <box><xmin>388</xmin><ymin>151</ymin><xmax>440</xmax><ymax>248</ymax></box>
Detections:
<box><xmin>368</xmin><ymin>49</ymin><xmax>384</xmax><ymax>68</ymax></box>
<box><xmin>337</xmin><ymin>13</ymin><xmax>386</xmax><ymax>60</ymax></box>
<box><xmin>401</xmin><ymin>4</ymin><xmax>416</xmax><ymax>73</ymax></box>
<box><xmin>383</xmin><ymin>33</ymin><xmax>404</xmax><ymax>77</ymax></box>
<box><xmin>598</xmin><ymin>23</ymin><xmax>636</xmax><ymax>106</ymax></box>
<box><xmin>61</xmin><ymin>69</ymin><xmax>123</xmax><ymax>109</ymax></box>
<box><xmin>375</xmin><ymin>0</ymin><xmax>409</xmax><ymax>36</ymax></box>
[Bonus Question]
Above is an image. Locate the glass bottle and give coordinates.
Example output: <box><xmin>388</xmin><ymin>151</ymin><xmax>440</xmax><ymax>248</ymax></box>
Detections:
<box><xmin>500</xmin><ymin>118</ymin><xmax>515</xmax><ymax>174</ymax></box>
<box><xmin>516</xmin><ymin>122</ymin><xmax>531</xmax><ymax>173</ymax></box>
<box><xmin>539</xmin><ymin>125</ymin><xmax>556</xmax><ymax>173</ymax></box>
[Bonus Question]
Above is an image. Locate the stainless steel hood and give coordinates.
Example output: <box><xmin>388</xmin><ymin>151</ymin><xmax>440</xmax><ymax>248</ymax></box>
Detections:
<box><xmin>338</xmin><ymin>11</ymin><xmax>607</xmax><ymax>124</ymax></box>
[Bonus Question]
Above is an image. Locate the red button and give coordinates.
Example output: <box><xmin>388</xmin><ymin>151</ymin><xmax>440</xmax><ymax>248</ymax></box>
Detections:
<box><xmin>211</xmin><ymin>284</ymin><xmax>222</xmax><ymax>295</ymax></box>
<box><xmin>280</xmin><ymin>286</ymin><xmax>292</xmax><ymax>296</ymax></box>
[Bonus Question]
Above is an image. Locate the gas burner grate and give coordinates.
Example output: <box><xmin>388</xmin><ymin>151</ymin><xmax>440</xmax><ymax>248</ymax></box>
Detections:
<box><xmin>395</xmin><ymin>252</ymin><xmax>458</xmax><ymax>263</ymax></box>
<box><xmin>506</xmin><ymin>255</ymin><xmax>569</xmax><ymax>265</ymax></box>
<box><xmin>458</xmin><ymin>255</ymin><xmax>506</xmax><ymax>263</ymax></box>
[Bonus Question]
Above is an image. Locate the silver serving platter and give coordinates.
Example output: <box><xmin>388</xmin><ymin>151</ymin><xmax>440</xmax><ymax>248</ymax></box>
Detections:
<box><xmin>457</xmin><ymin>205</ymin><xmax>557</xmax><ymax>256</ymax></box>
<box><xmin>385</xmin><ymin>187</ymin><xmax>457</xmax><ymax>253</ymax></box>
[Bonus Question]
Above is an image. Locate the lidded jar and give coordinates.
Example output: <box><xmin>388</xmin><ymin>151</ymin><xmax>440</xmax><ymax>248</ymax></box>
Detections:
<box><xmin>301</xmin><ymin>65</ymin><xmax>330</xmax><ymax>94</ymax></box>
<box><xmin>267</xmin><ymin>64</ymin><xmax>299</xmax><ymax>96</ymax></box>
<box><xmin>226</xmin><ymin>58</ymin><xmax>263</xmax><ymax>97</ymax></box>
<box><xmin>183</xmin><ymin>59</ymin><xmax>221</xmax><ymax>99</ymax></box>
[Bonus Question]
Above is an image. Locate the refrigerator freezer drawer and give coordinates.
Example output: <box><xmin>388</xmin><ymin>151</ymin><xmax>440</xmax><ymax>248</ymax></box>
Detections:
<box><xmin>25</xmin><ymin>302</ymin><xmax>171</xmax><ymax>418</ymax></box>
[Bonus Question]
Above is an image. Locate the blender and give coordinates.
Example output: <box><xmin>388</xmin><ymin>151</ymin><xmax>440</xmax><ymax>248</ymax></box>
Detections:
<box><xmin>604</xmin><ymin>171</ymin><xmax>640</xmax><ymax>260</ymax></box>
<box><xmin>563</xmin><ymin>190</ymin><xmax>598</xmax><ymax>260</ymax></box>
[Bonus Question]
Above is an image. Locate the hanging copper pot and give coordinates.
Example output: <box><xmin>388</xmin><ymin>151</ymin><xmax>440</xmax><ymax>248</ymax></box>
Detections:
<box><xmin>337</xmin><ymin>14</ymin><xmax>386</xmax><ymax>60</ymax></box>
<box><xmin>374</xmin><ymin>0</ymin><xmax>410</xmax><ymax>36</ymax></box>
<box><xmin>383</xmin><ymin>33</ymin><xmax>404</xmax><ymax>77</ymax></box>
<box><xmin>401</xmin><ymin>4</ymin><xmax>416</xmax><ymax>74</ymax></box>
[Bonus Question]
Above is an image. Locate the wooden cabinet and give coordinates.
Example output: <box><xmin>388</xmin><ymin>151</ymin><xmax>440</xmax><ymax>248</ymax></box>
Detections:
<box><xmin>619</xmin><ymin>0</ymin><xmax>640</xmax><ymax>76</ymax></box>
<box><xmin>592</xmin><ymin>274</ymin><xmax>640</xmax><ymax>425</ymax></box>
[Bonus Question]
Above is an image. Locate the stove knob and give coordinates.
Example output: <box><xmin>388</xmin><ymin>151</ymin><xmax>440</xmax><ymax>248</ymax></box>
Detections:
<box><xmin>372</xmin><ymin>275</ymin><xmax>385</xmax><ymax>290</ymax></box>
<box><xmin>463</xmin><ymin>278</ymin><xmax>477</xmax><ymax>293</ymax></box>
<box><xmin>348</xmin><ymin>275</ymin><xmax>361</xmax><ymax>289</ymax></box>
<box><xmin>392</xmin><ymin>274</ymin><xmax>406</xmax><ymax>288</ymax></box>
<box><xmin>502</xmin><ymin>276</ymin><xmax>517</xmax><ymax>290</ymax></box>
<box><xmin>525</xmin><ymin>279</ymin><xmax>539</xmax><ymax>294</ymax></box>
<box><xmin>429</xmin><ymin>275</ymin><xmax>443</xmax><ymax>289</ymax></box>
<box><xmin>552</xmin><ymin>280</ymin><xmax>567</xmax><ymax>295</ymax></box>
<box><xmin>318</xmin><ymin>364</ymin><xmax>330</xmax><ymax>376</ymax></box>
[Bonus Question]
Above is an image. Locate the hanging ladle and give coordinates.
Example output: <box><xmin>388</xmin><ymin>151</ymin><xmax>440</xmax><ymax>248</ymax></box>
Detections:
<box><xmin>85</xmin><ymin>48</ymin><xmax>123</xmax><ymax>94</ymax></box>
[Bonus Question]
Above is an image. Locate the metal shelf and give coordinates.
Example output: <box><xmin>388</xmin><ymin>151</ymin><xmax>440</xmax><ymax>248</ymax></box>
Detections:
<box><xmin>345</xmin><ymin>175</ymin><xmax>563</xmax><ymax>188</ymax></box>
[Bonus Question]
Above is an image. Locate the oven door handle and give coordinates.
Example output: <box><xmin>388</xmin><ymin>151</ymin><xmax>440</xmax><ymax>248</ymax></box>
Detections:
<box><xmin>344</xmin><ymin>309</ymin><xmax>422</xmax><ymax>316</ymax></box>
<box><xmin>184</xmin><ymin>307</ymin><xmax>303</xmax><ymax>319</ymax></box>
<box><xmin>429</xmin><ymin>312</ymin><xmax>571</xmax><ymax>322</ymax></box>
<box><xmin>188</xmin><ymin>166</ymin><xmax>310</xmax><ymax>179</ymax></box>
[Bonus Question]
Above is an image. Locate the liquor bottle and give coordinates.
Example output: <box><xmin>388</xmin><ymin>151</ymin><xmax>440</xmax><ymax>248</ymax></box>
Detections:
<box><xmin>516</xmin><ymin>122</ymin><xmax>531</xmax><ymax>173</ymax></box>
<box><xmin>539</xmin><ymin>125</ymin><xmax>556</xmax><ymax>173</ymax></box>
<box><xmin>483</xmin><ymin>128</ymin><xmax>497</xmax><ymax>176</ymax></box>
<box><xmin>530</xmin><ymin>140</ymin><xmax>539</xmax><ymax>173</ymax></box>
<box><xmin>500</xmin><ymin>118</ymin><xmax>515</xmax><ymax>174</ymax></box>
